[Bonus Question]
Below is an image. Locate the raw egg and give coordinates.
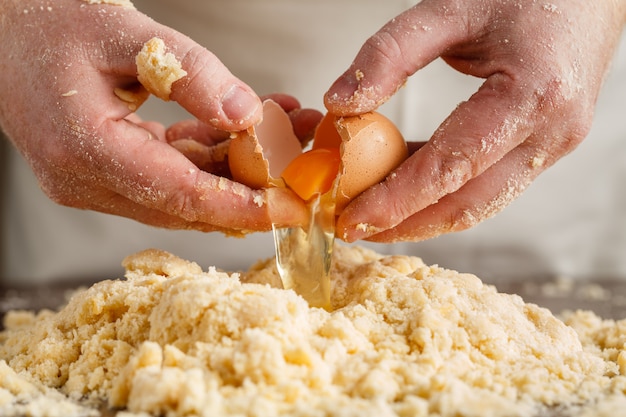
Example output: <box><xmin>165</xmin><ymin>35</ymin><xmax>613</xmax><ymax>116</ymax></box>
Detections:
<box><xmin>228</xmin><ymin>99</ymin><xmax>408</xmax><ymax>309</ymax></box>
<box><xmin>228</xmin><ymin>100</ymin><xmax>409</xmax><ymax>214</ymax></box>
<box><xmin>307</xmin><ymin>111</ymin><xmax>408</xmax><ymax>213</ymax></box>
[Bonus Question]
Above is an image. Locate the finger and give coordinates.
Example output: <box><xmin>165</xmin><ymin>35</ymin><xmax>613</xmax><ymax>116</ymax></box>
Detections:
<box><xmin>102</xmin><ymin>11</ymin><xmax>263</xmax><ymax>131</ymax></box>
<box><xmin>96</xmin><ymin>119</ymin><xmax>308</xmax><ymax>231</ymax></box>
<box><xmin>324</xmin><ymin>0</ymin><xmax>483</xmax><ymax>115</ymax></box>
<box><xmin>166</xmin><ymin>119</ymin><xmax>230</xmax><ymax>146</ymax></box>
<box><xmin>156</xmin><ymin>34</ymin><xmax>263</xmax><ymax>131</ymax></box>
<box><xmin>336</xmin><ymin>74</ymin><xmax>537</xmax><ymax>242</ymax></box>
<box><xmin>125</xmin><ymin>116</ymin><xmax>167</xmax><ymax>142</ymax></box>
<box><xmin>168</xmin><ymin>139</ymin><xmax>231</xmax><ymax>177</ymax></box>
<box><xmin>165</xmin><ymin>102</ymin><xmax>323</xmax><ymax>146</ymax></box>
<box><xmin>36</xmin><ymin>158</ymin><xmax>221</xmax><ymax>232</ymax></box>
<box><xmin>165</xmin><ymin>118</ymin><xmax>231</xmax><ymax>176</ymax></box>
<box><xmin>261</xmin><ymin>93</ymin><xmax>301</xmax><ymax>113</ymax></box>
<box><xmin>289</xmin><ymin>108</ymin><xmax>324</xmax><ymax>146</ymax></box>
<box><xmin>78</xmin><ymin>184</ymin><xmax>307</xmax><ymax>235</ymax></box>
<box><xmin>68</xmin><ymin>186</ymin><xmax>225</xmax><ymax>233</ymax></box>
<box><xmin>364</xmin><ymin>136</ymin><xmax>558</xmax><ymax>243</ymax></box>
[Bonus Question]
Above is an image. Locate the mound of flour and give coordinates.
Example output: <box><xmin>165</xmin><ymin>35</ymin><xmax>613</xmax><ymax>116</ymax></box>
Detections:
<box><xmin>1</xmin><ymin>245</ymin><xmax>624</xmax><ymax>416</ymax></box>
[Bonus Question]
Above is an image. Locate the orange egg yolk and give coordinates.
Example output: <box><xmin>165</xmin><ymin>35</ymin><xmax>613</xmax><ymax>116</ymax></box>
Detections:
<box><xmin>281</xmin><ymin>147</ymin><xmax>341</xmax><ymax>201</ymax></box>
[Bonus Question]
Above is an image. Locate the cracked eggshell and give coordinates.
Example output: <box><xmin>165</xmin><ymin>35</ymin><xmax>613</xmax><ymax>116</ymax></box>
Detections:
<box><xmin>313</xmin><ymin>112</ymin><xmax>408</xmax><ymax>213</ymax></box>
<box><xmin>228</xmin><ymin>100</ymin><xmax>303</xmax><ymax>189</ymax></box>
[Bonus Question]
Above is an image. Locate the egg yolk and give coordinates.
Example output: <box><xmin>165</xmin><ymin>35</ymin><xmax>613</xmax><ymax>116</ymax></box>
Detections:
<box><xmin>281</xmin><ymin>147</ymin><xmax>341</xmax><ymax>201</ymax></box>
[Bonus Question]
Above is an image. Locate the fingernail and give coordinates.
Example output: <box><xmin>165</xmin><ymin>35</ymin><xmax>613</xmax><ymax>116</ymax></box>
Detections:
<box><xmin>221</xmin><ymin>85</ymin><xmax>260</xmax><ymax>123</ymax></box>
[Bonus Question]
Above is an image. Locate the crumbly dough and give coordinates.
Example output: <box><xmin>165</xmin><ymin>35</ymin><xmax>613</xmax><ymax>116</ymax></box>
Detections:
<box><xmin>1</xmin><ymin>245</ymin><xmax>625</xmax><ymax>416</ymax></box>
<box><xmin>136</xmin><ymin>37</ymin><xmax>187</xmax><ymax>101</ymax></box>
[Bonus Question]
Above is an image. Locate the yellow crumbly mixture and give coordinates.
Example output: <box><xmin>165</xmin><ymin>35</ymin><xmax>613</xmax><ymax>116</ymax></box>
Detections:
<box><xmin>1</xmin><ymin>245</ymin><xmax>625</xmax><ymax>417</ymax></box>
<box><xmin>135</xmin><ymin>37</ymin><xmax>187</xmax><ymax>101</ymax></box>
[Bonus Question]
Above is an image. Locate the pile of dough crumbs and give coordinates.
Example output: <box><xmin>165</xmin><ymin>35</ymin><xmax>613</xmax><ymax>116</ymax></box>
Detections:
<box><xmin>1</xmin><ymin>245</ymin><xmax>626</xmax><ymax>417</ymax></box>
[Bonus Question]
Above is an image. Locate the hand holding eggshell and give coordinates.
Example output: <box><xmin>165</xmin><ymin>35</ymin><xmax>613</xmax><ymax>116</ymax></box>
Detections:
<box><xmin>325</xmin><ymin>0</ymin><xmax>626</xmax><ymax>243</ymax></box>
<box><xmin>308</xmin><ymin>112</ymin><xmax>408</xmax><ymax>215</ymax></box>
<box><xmin>227</xmin><ymin>101</ymin><xmax>408</xmax><ymax>230</ymax></box>
<box><xmin>0</xmin><ymin>0</ymin><xmax>311</xmax><ymax>235</ymax></box>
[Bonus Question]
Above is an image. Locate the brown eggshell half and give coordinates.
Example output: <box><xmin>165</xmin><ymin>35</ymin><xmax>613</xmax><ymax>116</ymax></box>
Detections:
<box><xmin>332</xmin><ymin>112</ymin><xmax>408</xmax><ymax>213</ymax></box>
<box><xmin>229</xmin><ymin>100</ymin><xmax>302</xmax><ymax>189</ymax></box>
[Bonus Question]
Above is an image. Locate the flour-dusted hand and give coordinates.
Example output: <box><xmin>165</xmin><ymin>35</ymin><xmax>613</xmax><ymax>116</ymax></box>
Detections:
<box><xmin>326</xmin><ymin>0</ymin><xmax>626</xmax><ymax>242</ymax></box>
<box><xmin>0</xmin><ymin>0</ymin><xmax>312</xmax><ymax>234</ymax></box>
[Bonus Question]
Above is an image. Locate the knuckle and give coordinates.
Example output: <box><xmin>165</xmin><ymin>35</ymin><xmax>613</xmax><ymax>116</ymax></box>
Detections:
<box><xmin>447</xmin><ymin>177</ymin><xmax>525</xmax><ymax>233</ymax></box>
<box><xmin>535</xmin><ymin>81</ymin><xmax>594</xmax><ymax>152</ymax></box>
<box><xmin>563</xmin><ymin>116</ymin><xmax>593</xmax><ymax>150</ymax></box>
<box><xmin>439</xmin><ymin>203</ymin><xmax>484</xmax><ymax>236</ymax></box>
<box><xmin>177</xmin><ymin>45</ymin><xmax>220</xmax><ymax>92</ymax></box>
<box><xmin>431</xmin><ymin>146</ymin><xmax>476</xmax><ymax>195</ymax></box>
<box><xmin>535</xmin><ymin>76</ymin><xmax>576</xmax><ymax>113</ymax></box>
<box><xmin>385</xmin><ymin>187</ymin><xmax>419</xmax><ymax>227</ymax></box>
<box><xmin>157</xmin><ymin>167</ymin><xmax>217</xmax><ymax>224</ymax></box>
<box><xmin>367</xmin><ymin>30</ymin><xmax>403</xmax><ymax>64</ymax></box>
<box><xmin>449</xmin><ymin>208</ymin><xmax>479</xmax><ymax>232</ymax></box>
<box><xmin>364</xmin><ymin>29</ymin><xmax>413</xmax><ymax>77</ymax></box>
<box><xmin>162</xmin><ymin>182</ymin><xmax>200</xmax><ymax>222</ymax></box>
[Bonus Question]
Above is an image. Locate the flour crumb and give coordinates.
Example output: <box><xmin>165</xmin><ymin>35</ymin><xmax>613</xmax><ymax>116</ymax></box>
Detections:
<box><xmin>543</xmin><ymin>3</ymin><xmax>559</xmax><ymax>13</ymax></box>
<box><xmin>531</xmin><ymin>155</ymin><xmax>546</xmax><ymax>168</ymax></box>
<box><xmin>217</xmin><ymin>177</ymin><xmax>228</xmax><ymax>191</ymax></box>
<box><xmin>253</xmin><ymin>194</ymin><xmax>265</xmax><ymax>207</ymax></box>
<box><xmin>355</xmin><ymin>222</ymin><xmax>369</xmax><ymax>232</ymax></box>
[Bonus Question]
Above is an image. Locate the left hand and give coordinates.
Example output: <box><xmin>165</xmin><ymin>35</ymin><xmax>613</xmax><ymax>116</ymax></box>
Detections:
<box><xmin>325</xmin><ymin>0</ymin><xmax>626</xmax><ymax>243</ymax></box>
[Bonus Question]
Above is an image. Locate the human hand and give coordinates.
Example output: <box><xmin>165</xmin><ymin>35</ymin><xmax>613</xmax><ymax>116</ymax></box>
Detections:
<box><xmin>0</xmin><ymin>0</ymin><xmax>315</xmax><ymax>235</ymax></box>
<box><xmin>325</xmin><ymin>0</ymin><xmax>626</xmax><ymax>242</ymax></box>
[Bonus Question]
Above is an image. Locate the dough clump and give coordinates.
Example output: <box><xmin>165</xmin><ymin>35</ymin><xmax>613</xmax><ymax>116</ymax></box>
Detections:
<box><xmin>136</xmin><ymin>37</ymin><xmax>187</xmax><ymax>101</ymax></box>
<box><xmin>1</xmin><ymin>245</ymin><xmax>625</xmax><ymax>416</ymax></box>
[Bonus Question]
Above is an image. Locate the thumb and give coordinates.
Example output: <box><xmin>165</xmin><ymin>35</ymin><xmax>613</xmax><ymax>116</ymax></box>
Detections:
<box><xmin>324</xmin><ymin>0</ymin><xmax>469</xmax><ymax>115</ymax></box>
<box><xmin>129</xmin><ymin>19</ymin><xmax>262</xmax><ymax>131</ymax></box>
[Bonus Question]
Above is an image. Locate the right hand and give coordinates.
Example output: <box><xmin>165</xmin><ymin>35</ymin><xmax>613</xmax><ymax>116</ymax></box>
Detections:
<box><xmin>325</xmin><ymin>0</ymin><xmax>626</xmax><ymax>243</ymax></box>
